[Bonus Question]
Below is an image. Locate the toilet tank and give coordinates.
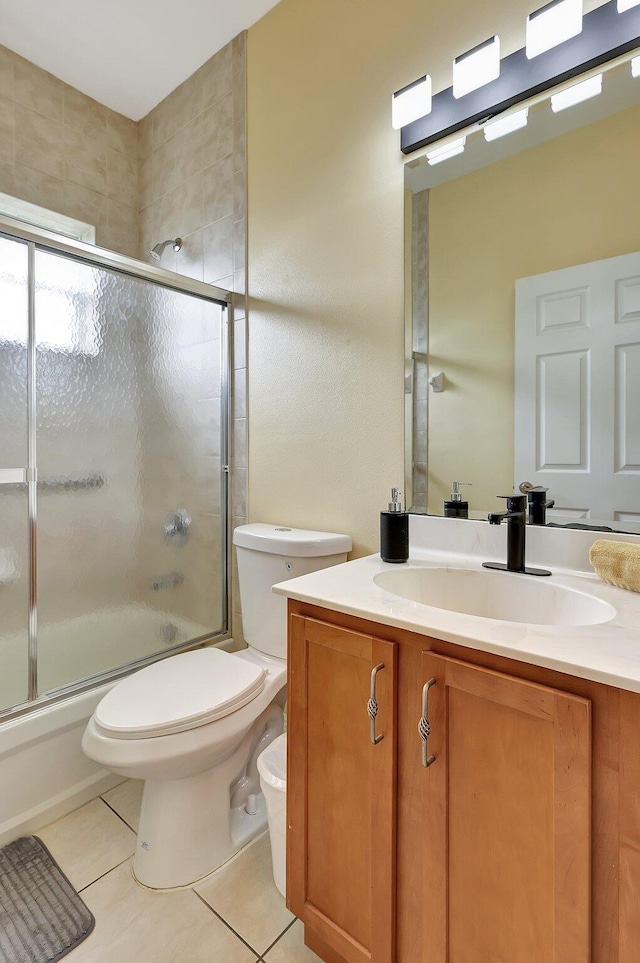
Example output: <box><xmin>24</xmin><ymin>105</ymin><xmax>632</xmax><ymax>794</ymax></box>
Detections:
<box><xmin>233</xmin><ymin>524</ymin><xmax>351</xmax><ymax>659</ymax></box>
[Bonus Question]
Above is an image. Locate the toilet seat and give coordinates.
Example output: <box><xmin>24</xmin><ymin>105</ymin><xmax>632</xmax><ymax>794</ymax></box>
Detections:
<box><xmin>94</xmin><ymin>649</ymin><xmax>266</xmax><ymax>739</ymax></box>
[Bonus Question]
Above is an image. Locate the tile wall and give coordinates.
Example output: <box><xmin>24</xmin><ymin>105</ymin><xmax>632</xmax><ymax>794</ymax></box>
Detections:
<box><xmin>137</xmin><ymin>34</ymin><xmax>248</xmax><ymax>643</ymax></box>
<box><xmin>0</xmin><ymin>44</ymin><xmax>139</xmax><ymax>257</ymax></box>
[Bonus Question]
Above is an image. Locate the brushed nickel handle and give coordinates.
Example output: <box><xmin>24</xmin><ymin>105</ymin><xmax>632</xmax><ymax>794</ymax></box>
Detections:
<box><xmin>419</xmin><ymin>678</ymin><xmax>436</xmax><ymax>767</ymax></box>
<box><xmin>368</xmin><ymin>663</ymin><xmax>385</xmax><ymax>745</ymax></box>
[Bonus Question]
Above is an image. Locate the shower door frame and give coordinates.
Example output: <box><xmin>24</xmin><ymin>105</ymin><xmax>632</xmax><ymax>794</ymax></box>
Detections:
<box><xmin>0</xmin><ymin>214</ymin><xmax>233</xmax><ymax>722</ymax></box>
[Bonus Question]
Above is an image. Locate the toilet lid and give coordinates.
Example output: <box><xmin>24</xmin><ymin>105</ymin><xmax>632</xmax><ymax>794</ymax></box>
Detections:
<box><xmin>94</xmin><ymin>649</ymin><xmax>266</xmax><ymax>739</ymax></box>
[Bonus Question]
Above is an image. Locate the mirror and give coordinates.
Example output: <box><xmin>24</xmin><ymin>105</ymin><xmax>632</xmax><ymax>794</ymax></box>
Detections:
<box><xmin>405</xmin><ymin>56</ymin><xmax>640</xmax><ymax>534</ymax></box>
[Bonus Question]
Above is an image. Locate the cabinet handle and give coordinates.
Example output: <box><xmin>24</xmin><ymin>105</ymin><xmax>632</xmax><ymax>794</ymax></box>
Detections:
<box><xmin>419</xmin><ymin>678</ymin><xmax>436</xmax><ymax>767</ymax></box>
<box><xmin>368</xmin><ymin>663</ymin><xmax>385</xmax><ymax>745</ymax></box>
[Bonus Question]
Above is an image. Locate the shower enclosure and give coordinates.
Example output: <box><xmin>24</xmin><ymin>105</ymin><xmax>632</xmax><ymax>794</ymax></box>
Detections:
<box><xmin>0</xmin><ymin>216</ymin><xmax>231</xmax><ymax>720</ymax></box>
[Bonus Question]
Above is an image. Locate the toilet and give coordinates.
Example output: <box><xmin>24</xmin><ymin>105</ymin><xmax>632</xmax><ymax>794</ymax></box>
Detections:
<box><xmin>82</xmin><ymin>523</ymin><xmax>351</xmax><ymax>890</ymax></box>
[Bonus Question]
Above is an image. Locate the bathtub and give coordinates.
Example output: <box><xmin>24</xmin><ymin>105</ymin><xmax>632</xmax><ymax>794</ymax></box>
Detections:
<box><xmin>0</xmin><ymin>606</ymin><xmax>232</xmax><ymax>846</ymax></box>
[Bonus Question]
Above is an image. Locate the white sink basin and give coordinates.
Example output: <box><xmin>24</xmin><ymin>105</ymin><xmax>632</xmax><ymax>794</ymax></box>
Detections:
<box><xmin>374</xmin><ymin>566</ymin><xmax>616</xmax><ymax>627</ymax></box>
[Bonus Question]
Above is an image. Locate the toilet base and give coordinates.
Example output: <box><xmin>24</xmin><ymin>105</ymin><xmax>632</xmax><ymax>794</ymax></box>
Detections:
<box><xmin>132</xmin><ymin>704</ymin><xmax>283</xmax><ymax>889</ymax></box>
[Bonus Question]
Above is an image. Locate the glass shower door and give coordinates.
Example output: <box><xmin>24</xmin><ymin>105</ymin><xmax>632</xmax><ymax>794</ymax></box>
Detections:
<box><xmin>0</xmin><ymin>235</ymin><xmax>30</xmax><ymax>711</ymax></box>
<box><xmin>35</xmin><ymin>248</ymin><xmax>227</xmax><ymax>694</ymax></box>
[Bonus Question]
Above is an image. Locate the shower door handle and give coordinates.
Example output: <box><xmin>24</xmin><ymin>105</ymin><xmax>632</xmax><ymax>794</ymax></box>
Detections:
<box><xmin>0</xmin><ymin>469</ymin><xmax>27</xmax><ymax>485</ymax></box>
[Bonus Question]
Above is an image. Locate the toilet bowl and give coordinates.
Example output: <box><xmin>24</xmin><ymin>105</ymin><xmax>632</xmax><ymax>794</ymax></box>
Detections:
<box><xmin>82</xmin><ymin>523</ymin><xmax>351</xmax><ymax>890</ymax></box>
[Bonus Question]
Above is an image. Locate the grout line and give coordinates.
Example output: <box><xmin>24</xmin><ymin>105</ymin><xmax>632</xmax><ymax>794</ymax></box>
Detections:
<box><xmin>78</xmin><ymin>852</ymin><xmax>133</xmax><ymax>894</ymax></box>
<box><xmin>259</xmin><ymin>916</ymin><xmax>298</xmax><ymax>959</ymax></box>
<box><xmin>191</xmin><ymin>889</ymin><xmax>262</xmax><ymax>957</ymax></box>
<box><xmin>99</xmin><ymin>795</ymin><xmax>138</xmax><ymax>835</ymax></box>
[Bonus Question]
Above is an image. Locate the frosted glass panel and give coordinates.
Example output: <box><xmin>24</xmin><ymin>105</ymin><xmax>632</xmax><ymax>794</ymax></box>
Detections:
<box><xmin>0</xmin><ymin>235</ymin><xmax>29</xmax><ymax>711</ymax></box>
<box><xmin>35</xmin><ymin>249</ymin><xmax>225</xmax><ymax>694</ymax></box>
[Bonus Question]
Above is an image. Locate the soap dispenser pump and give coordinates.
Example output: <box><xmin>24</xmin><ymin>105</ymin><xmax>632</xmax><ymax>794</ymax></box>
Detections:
<box><xmin>444</xmin><ymin>481</ymin><xmax>472</xmax><ymax>518</ymax></box>
<box><xmin>380</xmin><ymin>488</ymin><xmax>409</xmax><ymax>563</ymax></box>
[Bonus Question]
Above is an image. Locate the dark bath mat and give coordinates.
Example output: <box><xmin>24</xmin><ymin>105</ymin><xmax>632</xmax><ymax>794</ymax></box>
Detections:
<box><xmin>0</xmin><ymin>835</ymin><xmax>95</xmax><ymax>963</ymax></box>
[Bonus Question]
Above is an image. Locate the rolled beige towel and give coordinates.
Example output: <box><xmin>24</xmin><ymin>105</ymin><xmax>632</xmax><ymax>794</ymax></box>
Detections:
<box><xmin>589</xmin><ymin>539</ymin><xmax>640</xmax><ymax>592</ymax></box>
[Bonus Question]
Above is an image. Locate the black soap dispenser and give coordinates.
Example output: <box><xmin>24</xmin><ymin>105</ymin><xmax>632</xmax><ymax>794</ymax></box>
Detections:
<box><xmin>443</xmin><ymin>481</ymin><xmax>472</xmax><ymax>518</ymax></box>
<box><xmin>380</xmin><ymin>488</ymin><xmax>409</xmax><ymax>563</ymax></box>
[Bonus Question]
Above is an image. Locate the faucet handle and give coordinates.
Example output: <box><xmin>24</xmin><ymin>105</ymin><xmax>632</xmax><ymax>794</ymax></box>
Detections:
<box><xmin>496</xmin><ymin>494</ymin><xmax>527</xmax><ymax>513</ymax></box>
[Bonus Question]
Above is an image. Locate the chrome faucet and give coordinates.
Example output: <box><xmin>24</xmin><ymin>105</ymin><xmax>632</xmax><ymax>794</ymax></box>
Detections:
<box><xmin>482</xmin><ymin>494</ymin><xmax>551</xmax><ymax>577</ymax></box>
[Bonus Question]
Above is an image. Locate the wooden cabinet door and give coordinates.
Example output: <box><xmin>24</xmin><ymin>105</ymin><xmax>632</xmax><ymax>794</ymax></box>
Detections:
<box><xmin>419</xmin><ymin>652</ymin><xmax>591</xmax><ymax>963</ymax></box>
<box><xmin>287</xmin><ymin>615</ymin><xmax>397</xmax><ymax>963</ymax></box>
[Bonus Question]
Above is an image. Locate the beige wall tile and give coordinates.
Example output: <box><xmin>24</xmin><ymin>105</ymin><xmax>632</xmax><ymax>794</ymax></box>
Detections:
<box><xmin>233</xmin><ymin>467</ymin><xmax>247</xmax><ymax>517</ymax></box>
<box><xmin>0</xmin><ymin>154</ymin><xmax>14</xmax><ymax>193</ymax></box>
<box><xmin>233</xmin><ymin>217</ymin><xmax>245</xmax><ymax>273</ymax></box>
<box><xmin>139</xmin><ymin>152</ymin><xmax>154</xmax><ymax>210</ymax></box>
<box><xmin>62</xmin><ymin>181</ymin><xmax>107</xmax><ymax>227</ymax></box>
<box><xmin>233</xmin><ymin>118</ymin><xmax>246</xmax><ymax>173</ymax></box>
<box><xmin>14</xmin><ymin>56</ymin><xmax>64</xmax><ymax>121</ymax></box>
<box><xmin>64</xmin><ymin>124</ymin><xmax>107</xmax><ymax>193</ymax></box>
<box><xmin>63</xmin><ymin>85</ymin><xmax>107</xmax><ymax>135</ymax></box>
<box><xmin>107</xmin><ymin>111</ymin><xmax>138</xmax><ymax>159</ymax></box>
<box><xmin>202</xmin><ymin>213</ymin><xmax>233</xmax><ymax>283</ymax></box>
<box><xmin>107</xmin><ymin>198</ymin><xmax>137</xmax><ymax>235</ymax></box>
<box><xmin>107</xmin><ymin>147</ymin><xmax>137</xmax><ymax>207</ymax></box>
<box><xmin>201</xmin><ymin>93</ymin><xmax>233</xmax><ymax>167</ymax></box>
<box><xmin>0</xmin><ymin>45</ymin><xmax>15</xmax><ymax>97</ymax></box>
<box><xmin>13</xmin><ymin>163</ymin><xmax>64</xmax><ymax>212</ymax></box>
<box><xmin>138</xmin><ymin>204</ymin><xmax>157</xmax><ymax>261</ymax></box>
<box><xmin>175</xmin><ymin>229</ymin><xmax>204</xmax><ymax>282</ymax></box>
<box><xmin>233</xmin><ymin>367</ymin><xmax>246</xmax><ymax>419</ymax></box>
<box><xmin>156</xmin><ymin>172</ymin><xmax>203</xmax><ymax>240</ymax></box>
<box><xmin>152</xmin><ymin>72</ymin><xmax>202</xmax><ymax>149</ymax></box>
<box><xmin>234</xmin><ymin>318</ymin><xmax>246</xmax><ymax>368</ymax></box>
<box><xmin>97</xmin><ymin>225</ymin><xmax>138</xmax><ymax>259</ymax></box>
<box><xmin>0</xmin><ymin>92</ymin><xmax>13</xmax><ymax>156</ymax></box>
<box><xmin>138</xmin><ymin>111</ymin><xmax>153</xmax><ymax>159</ymax></box>
<box><xmin>153</xmin><ymin>117</ymin><xmax>202</xmax><ymax>199</ymax></box>
<box><xmin>199</xmin><ymin>43</ymin><xmax>233</xmax><ymax>112</ymax></box>
<box><xmin>203</xmin><ymin>155</ymin><xmax>233</xmax><ymax>224</ymax></box>
<box><xmin>233</xmin><ymin>168</ymin><xmax>246</xmax><ymax>220</ymax></box>
<box><xmin>234</xmin><ymin>418</ymin><xmax>247</xmax><ymax>469</ymax></box>
<box><xmin>15</xmin><ymin>103</ymin><xmax>64</xmax><ymax>178</ymax></box>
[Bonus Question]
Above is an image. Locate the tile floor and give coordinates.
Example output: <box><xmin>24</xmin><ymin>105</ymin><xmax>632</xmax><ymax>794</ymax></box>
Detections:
<box><xmin>34</xmin><ymin>780</ymin><xmax>322</xmax><ymax>962</ymax></box>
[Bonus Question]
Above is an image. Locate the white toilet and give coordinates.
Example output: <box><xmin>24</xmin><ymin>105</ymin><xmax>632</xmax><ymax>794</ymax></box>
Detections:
<box><xmin>82</xmin><ymin>523</ymin><xmax>351</xmax><ymax>889</ymax></box>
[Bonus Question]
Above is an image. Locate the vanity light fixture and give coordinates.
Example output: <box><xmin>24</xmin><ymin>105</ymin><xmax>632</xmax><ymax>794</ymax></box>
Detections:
<box><xmin>395</xmin><ymin>0</ymin><xmax>640</xmax><ymax>155</ymax></box>
<box><xmin>483</xmin><ymin>107</ymin><xmax>529</xmax><ymax>141</ymax></box>
<box><xmin>633</xmin><ymin>54</ymin><xmax>640</xmax><ymax>75</ymax></box>
<box><xmin>618</xmin><ymin>0</ymin><xmax>640</xmax><ymax>11</ymax></box>
<box><xmin>426</xmin><ymin>136</ymin><xmax>466</xmax><ymax>165</ymax></box>
<box><xmin>550</xmin><ymin>73</ymin><xmax>603</xmax><ymax>110</ymax></box>
<box><xmin>453</xmin><ymin>37</ymin><xmax>501</xmax><ymax>98</ymax></box>
<box><xmin>392</xmin><ymin>75</ymin><xmax>432</xmax><ymax>130</ymax></box>
<box><xmin>526</xmin><ymin>0</ymin><xmax>583</xmax><ymax>60</ymax></box>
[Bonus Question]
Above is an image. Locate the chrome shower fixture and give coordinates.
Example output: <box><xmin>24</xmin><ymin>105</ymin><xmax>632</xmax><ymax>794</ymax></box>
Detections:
<box><xmin>150</xmin><ymin>237</ymin><xmax>183</xmax><ymax>260</ymax></box>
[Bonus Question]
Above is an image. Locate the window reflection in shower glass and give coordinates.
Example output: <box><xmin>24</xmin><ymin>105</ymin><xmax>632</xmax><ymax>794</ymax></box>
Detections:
<box><xmin>0</xmin><ymin>235</ymin><xmax>29</xmax><ymax>712</ymax></box>
<box><xmin>35</xmin><ymin>249</ymin><xmax>226</xmax><ymax>694</ymax></box>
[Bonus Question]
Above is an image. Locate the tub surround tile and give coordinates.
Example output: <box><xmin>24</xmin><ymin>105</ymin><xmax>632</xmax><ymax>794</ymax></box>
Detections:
<box><xmin>102</xmin><ymin>779</ymin><xmax>144</xmax><ymax>833</ymax></box>
<box><xmin>67</xmin><ymin>861</ymin><xmax>257</xmax><ymax>963</ymax></box>
<box><xmin>0</xmin><ymin>92</ymin><xmax>14</xmax><ymax>155</ymax></box>
<box><xmin>63</xmin><ymin>181</ymin><xmax>107</xmax><ymax>226</ymax></box>
<box><xmin>107</xmin><ymin>112</ymin><xmax>138</xmax><ymax>160</ymax></box>
<box><xmin>0</xmin><ymin>154</ymin><xmax>14</xmax><ymax>193</ymax></box>
<box><xmin>195</xmin><ymin>834</ymin><xmax>294</xmax><ymax>956</ymax></box>
<box><xmin>203</xmin><ymin>154</ymin><xmax>234</xmax><ymax>224</ymax></box>
<box><xmin>202</xmin><ymin>213</ymin><xmax>234</xmax><ymax>284</ymax></box>
<box><xmin>199</xmin><ymin>42</ymin><xmax>232</xmax><ymax>112</ymax></box>
<box><xmin>37</xmin><ymin>798</ymin><xmax>136</xmax><ymax>891</ymax></box>
<box><xmin>201</xmin><ymin>93</ymin><xmax>233</xmax><ymax>167</ymax></box>
<box><xmin>64</xmin><ymin>124</ymin><xmax>107</xmax><ymax>194</ymax></box>
<box><xmin>107</xmin><ymin>148</ymin><xmax>138</xmax><ymax>207</ymax></box>
<box><xmin>263</xmin><ymin>921</ymin><xmax>323</xmax><ymax>962</ymax></box>
<box><xmin>63</xmin><ymin>86</ymin><xmax>108</xmax><ymax>136</ymax></box>
<box><xmin>14</xmin><ymin>103</ymin><xmax>64</xmax><ymax>179</ymax></box>
<box><xmin>13</xmin><ymin>164</ymin><xmax>64</xmax><ymax>212</ymax></box>
<box><xmin>14</xmin><ymin>57</ymin><xmax>64</xmax><ymax>122</ymax></box>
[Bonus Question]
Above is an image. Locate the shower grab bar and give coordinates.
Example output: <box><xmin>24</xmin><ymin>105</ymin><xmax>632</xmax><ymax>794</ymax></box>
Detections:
<box><xmin>0</xmin><ymin>472</ymin><xmax>105</xmax><ymax>492</ymax></box>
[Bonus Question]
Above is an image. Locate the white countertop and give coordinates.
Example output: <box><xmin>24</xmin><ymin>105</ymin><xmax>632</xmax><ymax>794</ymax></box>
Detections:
<box><xmin>273</xmin><ymin>515</ymin><xmax>640</xmax><ymax>693</ymax></box>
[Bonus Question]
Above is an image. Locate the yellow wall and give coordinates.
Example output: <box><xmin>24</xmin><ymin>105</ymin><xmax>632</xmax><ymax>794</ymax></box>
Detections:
<box><xmin>427</xmin><ymin>102</ymin><xmax>640</xmax><ymax>514</ymax></box>
<box><xmin>246</xmin><ymin>0</ymin><xmax>586</xmax><ymax>556</ymax></box>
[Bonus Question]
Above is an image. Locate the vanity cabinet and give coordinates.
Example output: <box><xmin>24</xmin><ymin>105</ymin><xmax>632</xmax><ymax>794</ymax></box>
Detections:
<box><xmin>287</xmin><ymin>601</ymin><xmax>640</xmax><ymax>963</ymax></box>
<box><xmin>287</xmin><ymin>615</ymin><xmax>397</xmax><ymax>963</ymax></box>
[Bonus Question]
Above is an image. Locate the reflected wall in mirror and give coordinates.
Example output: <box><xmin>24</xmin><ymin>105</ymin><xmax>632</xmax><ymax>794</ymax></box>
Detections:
<box><xmin>405</xmin><ymin>58</ymin><xmax>640</xmax><ymax>534</ymax></box>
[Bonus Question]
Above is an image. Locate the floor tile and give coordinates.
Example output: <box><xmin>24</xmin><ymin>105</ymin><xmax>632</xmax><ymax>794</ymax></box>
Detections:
<box><xmin>263</xmin><ymin>920</ymin><xmax>322</xmax><ymax>962</ymax></box>
<box><xmin>102</xmin><ymin>779</ymin><xmax>144</xmax><ymax>832</ymax></box>
<box><xmin>195</xmin><ymin>833</ymin><xmax>294</xmax><ymax>955</ymax></box>
<box><xmin>37</xmin><ymin>798</ymin><xmax>136</xmax><ymax>891</ymax></box>
<box><xmin>66</xmin><ymin>860</ymin><xmax>258</xmax><ymax>962</ymax></box>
